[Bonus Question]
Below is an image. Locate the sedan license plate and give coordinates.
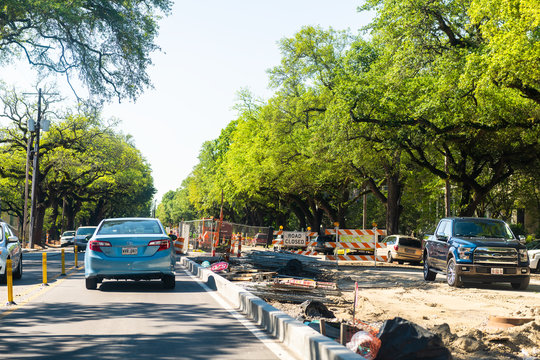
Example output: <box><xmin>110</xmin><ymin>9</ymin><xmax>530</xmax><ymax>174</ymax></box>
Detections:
<box><xmin>405</xmin><ymin>248</ymin><xmax>415</xmax><ymax>253</ymax></box>
<box><xmin>491</xmin><ymin>267</ymin><xmax>503</xmax><ymax>275</ymax></box>
<box><xmin>122</xmin><ymin>247</ymin><xmax>137</xmax><ymax>255</ymax></box>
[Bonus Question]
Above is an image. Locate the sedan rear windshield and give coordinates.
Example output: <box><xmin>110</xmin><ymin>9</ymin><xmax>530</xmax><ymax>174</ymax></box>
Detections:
<box><xmin>399</xmin><ymin>237</ymin><xmax>422</xmax><ymax>248</ymax></box>
<box><xmin>98</xmin><ymin>220</ymin><xmax>163</xmax><ymax>235</ymax></box>
<box><xmin>77</xmin><ymin>227</ymin><xmax>96</xmax><ymax>235</ymax></box>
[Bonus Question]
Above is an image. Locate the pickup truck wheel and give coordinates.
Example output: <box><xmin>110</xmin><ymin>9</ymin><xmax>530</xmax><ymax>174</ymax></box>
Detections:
<box><xmin>510</xmin><ymin>277</ymin><xmax>530</xmax><ymax>290</ymax></box>
<box><xmin>446</xmin><ymin>258</ymin><xmax>463</xmax><ymax>287</ymax></box>
<box><xmin>423</xmin><ymin>259</ymin><xmax>436</xmax><ymax>281</ymax></box>
<box><xmin>387</xmin><ymin>252</ymin><xmax>394</xmax><ymax>263</ymax></box>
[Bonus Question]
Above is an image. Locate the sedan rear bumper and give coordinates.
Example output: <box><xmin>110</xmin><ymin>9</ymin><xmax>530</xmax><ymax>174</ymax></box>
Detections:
<box><xmin>85</xmin><ymin>249</ymin><xmax>175</xmax><ymax>278</ymax></box>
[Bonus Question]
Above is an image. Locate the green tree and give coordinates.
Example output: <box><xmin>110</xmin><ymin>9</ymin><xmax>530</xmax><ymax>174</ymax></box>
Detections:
<box><xmin>0</xmin><ymin>87</ymin><xmax>155</xmax><ymax>245</ymax></box>
<box><xmin>0</xmin><ymin>0</ymin><xmax>172</xmax><ymax>101</ymax></box>
<box><xmin>353</xmin><ymin>0</ymin><xmax>540</xmax><ymax>217</ymax></box>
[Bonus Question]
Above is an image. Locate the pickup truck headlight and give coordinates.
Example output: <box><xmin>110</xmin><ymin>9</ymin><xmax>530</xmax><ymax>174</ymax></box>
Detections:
<box><xmin>457</xmin><ymin>246</ymin><xmax>474</xmax><ymax>260</ymax></box>
<box><xmin>519</xmin><ymin>249</ymin><xmax>528</xmax><ymax>262</ymax></box>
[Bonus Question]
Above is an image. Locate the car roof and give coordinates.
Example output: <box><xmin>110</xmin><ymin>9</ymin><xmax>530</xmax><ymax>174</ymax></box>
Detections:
<box><xmin>442</xmin><ymin>217</ymin><xmax>505</xmax><ymax>223</ymax></box>
<box><xmin>101</xmin><ymin>217</ymin><xmax>158</xmax><ymax>221</ymax></box>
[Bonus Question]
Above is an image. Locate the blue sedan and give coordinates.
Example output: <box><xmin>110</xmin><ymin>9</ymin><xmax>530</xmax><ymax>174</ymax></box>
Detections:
<box><xmin>84</xmin><ymin>218</ymin><xmax>176</xmax><ymax>290</ymax></box>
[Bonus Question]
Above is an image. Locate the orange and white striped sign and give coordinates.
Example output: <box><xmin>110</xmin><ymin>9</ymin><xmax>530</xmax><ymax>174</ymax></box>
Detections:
<box><xmin>286</xmin><ymin>250</ymin><xmax>319</xmax><ymax>256</ymax></box>
<box><xmin>174</xmin><ymin>240</ymin><xmax>183</xmax><ymax>255</ymax></box>
<box><xmin>325</xmin><ymin>242</ymin><xmax>384</xmax><ymax>250</ymax></box>
<box><xmin>326</xmin><ymin>254</ymin><xmax>388</xmax><ymax>262</ymax></box>
<box><xmin>325</xmin><ymin>229</ymin><xmax>386</xmax><ymax>236</ymax></box>
<box><xmin>273</xmin><ymin>230</ymin><xmax>318</xmax><ymax>236</ymax></box>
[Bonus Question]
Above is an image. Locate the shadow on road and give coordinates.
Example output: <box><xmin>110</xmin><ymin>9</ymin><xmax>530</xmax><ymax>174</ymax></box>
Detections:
<box><xmin>0</xmin><ymin>300</ymin><xmax>262</xmax><ymax>359</ymax></box>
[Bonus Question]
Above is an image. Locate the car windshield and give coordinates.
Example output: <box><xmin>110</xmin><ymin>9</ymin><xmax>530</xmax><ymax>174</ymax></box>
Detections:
<box><xmin>77</xmin><ymin>227</ymin><xmax>96</xmax><ymax>235</ymax></box>
<box><xmin>526</xmin><ymin>241</ymin><xmax>540</xmax><ymax>250</ymax></box>
<box><xmin>399</xmin><ymin>237</ymin><xmax>421</xmax><ymax>248</ymax></box>
<box><xmin>97</xmin><ymin>220</ymin><xmax>163</xmax><ymax>235</ymax></box>
<box><xmin>453</xmin><ymin>220</ymin><xmax>514</xmax><ymax>239</ymax></box>
<box><xmin>63</xmin><ymin>231</ymin><xmax>75</xmax><ymax>236</ymax></box>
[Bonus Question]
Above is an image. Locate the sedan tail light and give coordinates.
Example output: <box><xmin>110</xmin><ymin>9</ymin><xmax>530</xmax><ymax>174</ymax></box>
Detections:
<box><xmin>88</xmin><ymin>240</ymin><xmax>112</xmax><ymax>252</ymax></box>
<box><xmin>148</xmin><ymin>239</ymin><xmax>170</xmax><ymax>251</ymax></box>
<box><xmin>394</xmin><ymin>245</ymin><xmax>399</xmax><ymax>251</ymax></box>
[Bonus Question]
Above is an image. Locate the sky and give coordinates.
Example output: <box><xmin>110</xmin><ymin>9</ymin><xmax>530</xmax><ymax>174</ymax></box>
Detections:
<box><xmin>2</xmin><ymin>1</ymin><xmax>373</xmax><ymax>201</ymax></box>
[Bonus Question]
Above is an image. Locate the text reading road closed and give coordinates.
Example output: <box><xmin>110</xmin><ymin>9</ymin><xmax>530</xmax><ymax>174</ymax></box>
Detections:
<box><xmin>283</xmin><ymin>232</ymin><xmax>307</xmax><ymax>247</ymax></box>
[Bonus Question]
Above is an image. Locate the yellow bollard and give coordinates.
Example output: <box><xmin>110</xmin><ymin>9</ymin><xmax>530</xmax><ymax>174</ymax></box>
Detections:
<box><xmin>74</xmin><ymin>246</ymin><xmax>78</xmax><ymax>267</ymax></box>
<box><xmin>42</xmin><ymin>252</ymin><xmax>48</xmax><ymax>286</ymax></box>
<box><xmin>61</xmin><ymin>248</ymin><xmax>66</xmax><ymax>276</ymax></box>
<box><xmin>6</xmin><ymin>258</ymin><xmax>16</xmax><ymax>305</ymax></box>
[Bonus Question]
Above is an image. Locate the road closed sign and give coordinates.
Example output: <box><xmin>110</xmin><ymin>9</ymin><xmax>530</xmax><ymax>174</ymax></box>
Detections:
<box><xmin>283</xmin><ymin>231</ymin><xmax>307</xmax><ymax>247</ymax></box>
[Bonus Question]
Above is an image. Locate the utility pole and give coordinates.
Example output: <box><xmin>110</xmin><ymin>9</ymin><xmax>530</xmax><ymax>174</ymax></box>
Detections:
<box><xmin>23</xmin><ymin>135</ymin><xmax>33</xmax><ymax>247</ymax></box>
<box><xmin>25</xmin><ymin>88</ymin><xmax>54</xmax><ymax>248</ymax></box>
<box><xmin>28</xmin><ymin>88</ymin><xmax>43</xmax><ymax>249</ymax></box>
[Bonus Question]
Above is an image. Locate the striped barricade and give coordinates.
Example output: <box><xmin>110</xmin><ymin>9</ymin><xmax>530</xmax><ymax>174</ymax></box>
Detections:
<box><xmin>325</xmin><ymin>242</ymin><xmax>385</xmax><ymax>250</ymax></box>
<box><xmin>325</xmin><ymin>229</ymin><xmax>387</xmax><ymax>236</ymax></box>
<box><xmin>174</xmin><ymin>239</ymin><xmax>184</xmax><ymax>255</ymax></box>
<box><xmin>326</xmin><ymin>254</ymin><xmax>388</xmax><ymax>262</ymax></box>
<box><xmin>230</xmin><ymin>235</ymin><xmax>242</xmax><ymax>257</ymax></box>
<box><xmin>287</xmin><ymin>249</ymin><xmax>319</xmax><ymax>256</ymax></box>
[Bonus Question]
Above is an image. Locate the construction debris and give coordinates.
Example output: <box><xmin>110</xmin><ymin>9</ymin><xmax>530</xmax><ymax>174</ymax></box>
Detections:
<box><xmin>246</xmin><ymin>250</ymin><xmax>322</xmax><ymax>276</ymax></box>
<box><xmin>301</xmin><ymin>300</ymin><xmax>335</xmax><ymax>318</ymax></box>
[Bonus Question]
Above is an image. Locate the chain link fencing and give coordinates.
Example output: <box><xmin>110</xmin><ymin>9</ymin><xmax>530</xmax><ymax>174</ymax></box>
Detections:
<box><xmin>178</xmin><ymin>219</ymin><xmax>271</xmax><ymax>254</ymax></box>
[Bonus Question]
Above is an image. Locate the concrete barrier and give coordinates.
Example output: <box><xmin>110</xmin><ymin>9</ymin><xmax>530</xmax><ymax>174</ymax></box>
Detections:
<box><xmin>181</xmin><ymin>257</ymin><xmax>364</xmax><ymax>360</ymax></box>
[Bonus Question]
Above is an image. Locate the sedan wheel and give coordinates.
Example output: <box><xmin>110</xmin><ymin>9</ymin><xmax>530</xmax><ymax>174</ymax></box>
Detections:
<box><xmin>446</xmin><ymin>257</ymin><xmax>463</xmax><ymax>287</ymax></box>
<box><xmin>162</xmin><ymin>274</ymin><xmax>175</xmax><ymax>289</ymax></box>
<box><xmin>13</xmin><ymin>256</ymin><xmax>22</xmax><ymax>280</ymax></box>
<box><xmin>85</xmin><ymin>277</ymin><xmax>98</xmax><ymax>290</ymax></box>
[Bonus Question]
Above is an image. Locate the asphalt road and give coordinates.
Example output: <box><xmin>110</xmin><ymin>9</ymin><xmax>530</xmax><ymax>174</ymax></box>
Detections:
<box><xmin>0</xmin><ymin>250</ymin><xmax>293</xmax><ymax>360</ymax></box>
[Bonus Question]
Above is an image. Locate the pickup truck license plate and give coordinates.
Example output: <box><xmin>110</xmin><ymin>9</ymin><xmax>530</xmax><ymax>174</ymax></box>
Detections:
<box><xmin>491</xmin><ymin>268</ymin><xmax>503</xmax><ymax>275</ymax></box>
<box><xmin>122</xmin><ymin>247</ymin><xmax>137</xmax><ymax>255</ymax></box>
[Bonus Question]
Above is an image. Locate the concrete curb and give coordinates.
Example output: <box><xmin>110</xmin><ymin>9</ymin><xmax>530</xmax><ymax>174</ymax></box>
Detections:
<box><xmin>181</xmin><ymin>257</ymin><xmax>364</xmax><ymax>360</ymax></box>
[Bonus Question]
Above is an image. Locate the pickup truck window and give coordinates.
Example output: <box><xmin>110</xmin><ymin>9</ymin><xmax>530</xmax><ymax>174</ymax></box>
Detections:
<box><xmin>436</xmin><ymin>220</ymin><xmax>451</xmax><ymax>238</ymax></box>
<box><xmin>453</xmin><ymin>219</ymin><xmax>514</xmax><ymax>239</ymax></box>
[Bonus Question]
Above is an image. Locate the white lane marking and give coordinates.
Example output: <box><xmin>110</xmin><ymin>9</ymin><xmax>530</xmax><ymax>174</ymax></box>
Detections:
<box><xmin>181</xmin><ymin>267</ymin><xmax>297</xmax><ymax>360</ymax></box>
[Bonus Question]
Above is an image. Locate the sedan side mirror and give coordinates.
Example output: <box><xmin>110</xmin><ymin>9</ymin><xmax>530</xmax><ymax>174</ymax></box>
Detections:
<box><xmin>7</xmin><ymin>236</ymin><xmax>19</xmax><ymax>243</ymax></box>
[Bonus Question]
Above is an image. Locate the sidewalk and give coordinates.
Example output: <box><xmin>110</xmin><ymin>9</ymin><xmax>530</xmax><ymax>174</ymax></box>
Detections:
<box><xmin>22</xmin><ymin>241</ymin><xmax>65</xmax><ymax>253</ymax></box>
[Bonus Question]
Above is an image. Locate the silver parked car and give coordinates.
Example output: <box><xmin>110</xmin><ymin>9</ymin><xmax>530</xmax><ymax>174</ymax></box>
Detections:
<box><xmin>0</xmin><ymin>222</ymin><xmax>23</xmax><ymax>282</ymax></box>
<box><xmin>60</xmin><ymin>230</ymin><xmax>76</xmax><ymax>246</ymax></box>
<box><xmin>526</xmin><ymin>240</ymin><xmax>540</xmax><ymax>273</ymax></box>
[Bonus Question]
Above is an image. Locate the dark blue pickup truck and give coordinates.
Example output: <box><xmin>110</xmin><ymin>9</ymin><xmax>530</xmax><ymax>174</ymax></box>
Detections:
<box><xmin>423</xmin><ymin>217</ymin><xmax>530</xmax><ymax>290</ymax></box>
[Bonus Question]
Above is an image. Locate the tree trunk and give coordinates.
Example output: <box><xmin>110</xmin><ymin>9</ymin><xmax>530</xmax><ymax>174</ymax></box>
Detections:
<box><xmin>385</xmin><ymin>173</ymin><xmax>403</xmax><ymax>235</ymax></box>
<box><xmin>31</xmin><ymin>205</ymin><xmax>46</xmax><ymax>247</ymax></box>
<box><xmin>48</xmin><ymin>199</ymin><xmax>60</xmax><ymax>240</ymax></box>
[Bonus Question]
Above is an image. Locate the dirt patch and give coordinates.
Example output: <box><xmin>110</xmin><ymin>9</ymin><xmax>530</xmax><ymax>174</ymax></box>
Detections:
<box><xmin>190</xmin><ymin>253</ymin><xmax>540</xmax><ymax>359</ymax></box>
<box><xmin>258</xmin><ymin>263</ymin><xmax>540</xmax><ymax>360</ymax></box>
